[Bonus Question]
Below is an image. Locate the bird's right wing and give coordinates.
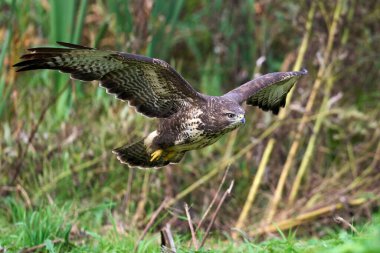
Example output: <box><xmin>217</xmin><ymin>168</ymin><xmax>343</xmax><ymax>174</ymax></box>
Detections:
<box><xmin>14</xmin><ymin>42</ymin><xmax>205</xmax><ymax>118</ymax></box>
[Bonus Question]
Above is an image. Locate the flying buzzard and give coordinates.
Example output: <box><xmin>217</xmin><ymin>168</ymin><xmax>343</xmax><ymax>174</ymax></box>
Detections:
<box><xmin>14</xmin><ymin>42</ymin><xmax>307</xmax><ymax>168</ymax></box>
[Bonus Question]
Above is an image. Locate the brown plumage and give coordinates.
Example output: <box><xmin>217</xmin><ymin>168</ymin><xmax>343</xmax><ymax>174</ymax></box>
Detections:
<box><xmin>14</xmin><ymin>42</ymin><xmax>307</xmax><ymax>168</ymax></box>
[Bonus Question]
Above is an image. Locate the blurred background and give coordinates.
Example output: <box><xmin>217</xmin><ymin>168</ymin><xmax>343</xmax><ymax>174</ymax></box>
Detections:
<box><xmin>1</xmin><ymin>0</ymin><xmax>380</xmax><ymax>252</ymax></box>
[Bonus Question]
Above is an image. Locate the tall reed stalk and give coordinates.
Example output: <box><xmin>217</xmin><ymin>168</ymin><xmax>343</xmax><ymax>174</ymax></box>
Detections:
<box><xmin>49</xmin><ymin>0</ymin><xmax>88</xmax><ymax>121</ymax></box>
<box><xmin>264</xmin><ymin>0</ymin><xmax>345</xmax><ymax>223</ymax></box>
<box><xmin>288</xmin><ymin>0</ymin><xmax>355</xmax><ymax>204</ymax></box>
<box><xmin>233</xmin><ymin>2</ymin><xmax>316</xmax><ymax>237</ymax></box>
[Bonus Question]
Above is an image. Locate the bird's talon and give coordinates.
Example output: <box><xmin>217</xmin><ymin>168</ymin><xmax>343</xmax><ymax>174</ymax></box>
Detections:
<box><xmin>150</xmin><ymin>149</ymin><xmax>163</xmax><ymax>162</ymax></box>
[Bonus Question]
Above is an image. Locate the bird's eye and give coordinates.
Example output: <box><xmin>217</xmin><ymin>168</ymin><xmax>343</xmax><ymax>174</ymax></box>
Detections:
<box><xmin>226</xmin><ymin>113</ymin><xmax>235</xmax><ymax>118</ymax></box>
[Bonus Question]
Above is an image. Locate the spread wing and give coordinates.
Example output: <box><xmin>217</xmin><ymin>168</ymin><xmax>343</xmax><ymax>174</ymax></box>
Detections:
<box><xmin>13</xmin><ymin>42</ymin><xmax>204</xmax><ymax>118</ymax></box>
<box><xmin>222</xmin><ymin>69</ymin><xmax>307</xmax><ymax>114</ymax></box>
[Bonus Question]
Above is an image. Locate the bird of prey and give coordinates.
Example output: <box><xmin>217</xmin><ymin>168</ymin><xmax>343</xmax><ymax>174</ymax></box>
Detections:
<box><xmin>14</xmin><ymin>42</ymin><xmax>307</xmax><ymax>168</ymax></box>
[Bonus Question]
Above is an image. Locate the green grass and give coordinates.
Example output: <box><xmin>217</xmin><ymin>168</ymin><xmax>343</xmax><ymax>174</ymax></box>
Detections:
<box><xmin>1</xmin><ymin>200</ymin><xmax>379</xmax><ymax>252</ymax></box>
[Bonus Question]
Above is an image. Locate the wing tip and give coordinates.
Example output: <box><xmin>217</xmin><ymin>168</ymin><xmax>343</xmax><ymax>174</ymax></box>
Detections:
<box><xmin>299</xmin><ymin>68</ymin><xmax>308</xmax><ymax>75</ymax></box>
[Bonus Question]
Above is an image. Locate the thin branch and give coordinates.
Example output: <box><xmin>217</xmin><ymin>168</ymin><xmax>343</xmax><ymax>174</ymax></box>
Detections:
<box><xmin>184</xmin><ymin>203</ymin><xmax>199</xmax><ymax>250</ymax></box>
<box><xmin>334</xmin><ymin>216</ymin><xmax>358</xmax><ymax>234</ymax></box>
<box><xmin>161</xmin><ymin>224</ymin><xmax>177</xmax><ymax>253</ymax></box>
<box><xmin>20</xmin><ymin>239</ymin><xmax>63</xmax><ymax>253</ymax></box>
<box><xmin>199</xmin><ymin>180</ymin><xmax>234</xmax><ymax>248</ymax></box>
<box><xmin>196</xmin><ymin>165</ymin><xmax>230</xmax><ymax>231</ymax></box>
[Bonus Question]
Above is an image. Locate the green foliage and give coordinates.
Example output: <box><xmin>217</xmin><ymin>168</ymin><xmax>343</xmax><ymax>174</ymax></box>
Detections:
<box><xmin>0</xmin><ymin>199</ymin><xmax>71</xmax><ymax>251</ymax></box>
<box><xmin>1</xmin><ymin>200</ymin><xmax>380</xmax><ymax>252</ymax></box>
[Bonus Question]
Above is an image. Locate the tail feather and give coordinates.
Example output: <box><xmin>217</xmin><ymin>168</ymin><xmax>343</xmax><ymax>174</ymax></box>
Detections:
<box><xmin>112</xmin><ymin>139</ymin><xmax>185</xmax><ymax>168</ymax></box>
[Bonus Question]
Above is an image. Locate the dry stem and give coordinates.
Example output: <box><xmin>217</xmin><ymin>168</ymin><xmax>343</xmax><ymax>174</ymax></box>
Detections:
<box><xmin>200</xmin><ymin>180</ymin><xmax>234</xmax><ymax>248</ymax></box>
<box><xmin>334</xmin><ymin>216</ymin><xmax>358</xmax><ymax>234</ymax></box>
<box><xmin>289</xmin><ymin>0</ymin><xmax>355</xmax><ymax>205</ymax></box>
<box><xmin>250</xmin><ymin>196</ymin><xmax>371</xmax><ymax>236</ymax></box>
<box><xmin>20</xmin><ymin>239</ymin><xmax>63</xmax><ymax>253</ymax></box>
<box><xmin>233</xmin><ymin>2</ymin><xmax>316</xmax><ymax>237</ymax></box>
<box><xmin>265</xmin><ymin>0</ymin><xmax>344</xmax><ymax>223</ymax></box>
<box><xmin>196</xmin><ymin>165</ymin><xmax>230</xmax><ymax>231</ymax></box>
<box><xmin>161</xmin><ymin>224</ymin><xmax>177</xmax><ymax>253</ymax></box>
<box><xmin>184</xmin><ymin>203</ymin><xmax>199</xmax><ymax>250</ymax></box>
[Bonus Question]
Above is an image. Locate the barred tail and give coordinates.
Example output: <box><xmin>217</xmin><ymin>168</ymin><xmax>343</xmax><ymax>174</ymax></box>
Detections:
<box><xmin>112</xmin><ymin>136</ymin><xmax>185</xmax><ymax>168</ymax></box>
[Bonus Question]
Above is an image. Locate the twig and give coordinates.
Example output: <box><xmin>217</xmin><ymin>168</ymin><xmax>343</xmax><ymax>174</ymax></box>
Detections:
<box><xmin>199</xmin><ymin>180</ymin><xmax>234</xmax><ymax>249</ymax></box>
<box><xmin>20</xmin><ymin>239</ymin><xmax>63</xmax><ymax>253</ymax></box>
<box><xmin>334</xmin><ymin>216</ymin><xmax>358</xmax><ymax>234</ymax></box>
<box><xmin>196</xmin><ymin>165</ymin><xmax>230</xmax><ymax>231</ymax></box>
<box><xmin>184</xmin><ymin>203</ymin><xmax>199</xmax><ymax>250</ymax></box>
<box><xmin>165</xmin><ymin>167</ymin><xmax>222</xmax><ymax>208</ymax></box>
<box><xmin>161</xmin><ymin>224</ymin><xmax>176</xmax><ymax>253</ymax></box>
<box><xmin>134</xmin><ymin>197</ymin><xmax>168</xmax><ymax>253</ymax></box>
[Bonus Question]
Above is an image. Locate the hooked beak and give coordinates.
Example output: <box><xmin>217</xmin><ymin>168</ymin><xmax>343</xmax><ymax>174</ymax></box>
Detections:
<box><xmin>238</xmin><ymin>114</ymin><xmax>245</xmax><ymax>124</ymax></box>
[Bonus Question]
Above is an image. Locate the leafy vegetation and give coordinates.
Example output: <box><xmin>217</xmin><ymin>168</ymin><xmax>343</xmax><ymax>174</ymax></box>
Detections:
<box><xmin>1</xmin><ymin>0</ymin><xmax>379</xmax><ymax>252</ymax></box>
<box><xmin>1</xmin><ymin>200</ymin><xmax>380</xmax><ymax>252</ymax></box>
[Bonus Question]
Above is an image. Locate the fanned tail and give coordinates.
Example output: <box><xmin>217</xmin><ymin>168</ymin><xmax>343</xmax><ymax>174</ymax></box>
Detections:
<box><xmin>112</xmin><ymin>138</ymin><xmax>185</xmax><ymax>168</ymax></box>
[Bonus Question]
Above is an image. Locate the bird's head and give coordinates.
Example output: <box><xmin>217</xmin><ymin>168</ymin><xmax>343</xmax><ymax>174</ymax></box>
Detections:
<box><xmin>204</xmin><ymin>98</ymin><xmax>245</xmax><ymax>132</ymax></box>
<box><xmin>221</xmin><ymin>103</ymin><xmax>246</xmax><ymax>129</ymax></box>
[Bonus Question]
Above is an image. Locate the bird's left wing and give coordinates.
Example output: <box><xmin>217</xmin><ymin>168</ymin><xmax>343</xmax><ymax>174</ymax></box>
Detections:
<box><xmin>222</xmin><ymin>69</ymin><xmax>307</xmax><ymax>114</ymax></box>
<box><xmin>13</xmin><ymin>42</ymin><xmax>204</xmax><ymax>118</ymax></box>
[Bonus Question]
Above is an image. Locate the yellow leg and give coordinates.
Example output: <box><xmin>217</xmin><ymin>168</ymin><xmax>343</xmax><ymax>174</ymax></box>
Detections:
<box><xmin>164</xmin><ymin>151</ymin><xmax>177</xmax><ymax>161</ymax></box>
<box><xmin>150</xmin><ymin>149</ymin><xmax>163</xmax><ymax>162</ymax></box>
